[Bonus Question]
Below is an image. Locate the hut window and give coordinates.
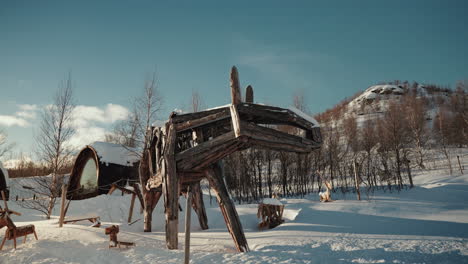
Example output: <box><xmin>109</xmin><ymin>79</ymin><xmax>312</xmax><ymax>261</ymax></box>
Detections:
<box><xmin>79</xmin><ymin>158</ymin><xmax>98</xmax><ymax>190</ymax></box>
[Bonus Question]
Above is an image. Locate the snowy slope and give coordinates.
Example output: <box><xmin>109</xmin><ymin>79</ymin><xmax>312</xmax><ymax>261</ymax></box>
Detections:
<box><xmin>2</xmin><ymin>153</ymin><xmax>468</xmax><ymax>264</ymax></box>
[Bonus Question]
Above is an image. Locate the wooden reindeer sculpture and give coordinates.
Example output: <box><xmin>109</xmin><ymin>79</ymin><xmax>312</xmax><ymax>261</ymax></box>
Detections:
<box><xmin>0</xmin><ymin>211</ymin><xmax>38</xmax><ymax>250</ymax></box>
<box><xmin>105</xmin><ymin>225</ymin><xmax>135</xmax><ymax>249</ymax></box>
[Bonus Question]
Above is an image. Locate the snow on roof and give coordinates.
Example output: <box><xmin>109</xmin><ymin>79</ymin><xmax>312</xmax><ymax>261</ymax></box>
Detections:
<box><xmin>288</xmin><ymin>106</ymin><xmax>320</xmax><ymax>128</ymax></box>
<box><xmin>90</xmin><ymin>141</ymin><xmax>140</xmax><ymax>167</ymax></box>
<box><xmin>261</xmin><ymin>198</ymin><xmax>283</xmax><ymax>206</ymax></box>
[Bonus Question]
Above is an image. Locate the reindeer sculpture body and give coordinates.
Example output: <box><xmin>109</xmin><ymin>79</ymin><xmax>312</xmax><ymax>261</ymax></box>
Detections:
<box><xmin>0</xmin><ymin>212</ymin><xmax>38</xmax><ymax>250</ymax></box>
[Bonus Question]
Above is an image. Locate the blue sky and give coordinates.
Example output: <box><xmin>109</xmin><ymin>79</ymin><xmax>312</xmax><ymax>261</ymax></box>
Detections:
<box><xmin>1</xmin><ymin>0</ymin><xmax>467</xmax><ymax>160</ymax></box>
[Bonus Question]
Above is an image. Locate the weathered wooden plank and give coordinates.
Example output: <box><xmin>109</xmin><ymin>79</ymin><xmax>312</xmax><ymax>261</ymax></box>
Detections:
<box><xmin>190</xmin><ymin>182</ymin><xmax>208</xmax><ymax>230</ymax></box>
<box><xmin>174</xmin><ymin>108</ymin><xmax>230</xmax><ymax>132</ymax></box>
<box><xmin>171</xmin><ymin>107</ymin><xmax>229</xmax><ymax>124</ymax></box>
<box><xmin>230</xmin><ymin>66</ymin><xmax>242</xmax><ymax>105</ymax></box>
<box><xmin>59</xmin><ymin>184</ymin><xmax>67</xmax><ymax>227</ymax></box>
<box><xmin>245</xmin><ymin>85</ymin><xmax>254</xmax><ymax>103</ymax></box>
<box><xmin>230</xmin><ymin>104</ymin><xmax>241</xmax><ymax>138</ymax></box>
<box><xmin>240</xmin><ymin>121</ymin><xmax>320</xmax><ymax>152</ymax></box>
<box><xmin>163</xmin><ymin>123</ymin><xmax>179</xmax><ymax>250</ymax></box>
<box><xmin>176</xmin><ymin>131</ymin><xmax>236</xmax><ymax>162</ymax></box>
<box><xmin>184</xmin><ymin>185</ymin><xmax>192</xmax><ymax>264</ymax></box>
<box><xmin>205</xmin><ymin>164</ymin><xmax>249</xmax><ymax>252</ymax></box>
<box><xmin>237</xmin><ymin>103</ymin><xmax>317</xmax><ymax>132</ymax></box>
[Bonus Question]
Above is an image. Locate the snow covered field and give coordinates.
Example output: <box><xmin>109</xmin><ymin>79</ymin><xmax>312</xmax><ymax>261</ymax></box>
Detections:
<box><xmin>2</xmin><ymin>164</ymin><xmax>468</xmax><ymax>263</ymax></box>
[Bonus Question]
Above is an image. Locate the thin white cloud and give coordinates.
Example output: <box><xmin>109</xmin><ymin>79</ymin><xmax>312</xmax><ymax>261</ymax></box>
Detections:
<box><xmin>15</xmin><ymin>104</ymin><xmax>38</xmax><ymax>119</ymax></box>
<box><xmin>0</xmin><ymin>115</ymin><xmax>29</xmax><ymax>127</ymax></box>
<box><xmin>66</xmin><ymin>126</ymin><xmax>108</xmax><ymax>149</ymax></box>
<box><xmin>71</xmin><ymin>104</ymin><xmax>130</xmax><ymax>128</ymax></box>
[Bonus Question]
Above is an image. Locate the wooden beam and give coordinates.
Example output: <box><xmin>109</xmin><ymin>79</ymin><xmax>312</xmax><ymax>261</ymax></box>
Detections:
<box><xmin>184</xmin><ymin>185</ymin><xmax>192</xmax><ymax>264</ymax></box>
<box><xmin>205</xmin><ymin>164</ymin><xmax>249</xmax><ymax>252</ymax></box>
<box><xmin>240</xmin><ymin>121</ymin><xmax>320</xmax><ymax>152</ymax></box>
<box><xmin>128</xmin><ymin>193</ymin><xmax>136</xmax><ymax>223</ymax></box>
<box><xmin>245</xmin><ymin>85</ymin><xmax>254</xmax><ymax>103</ymax></box>
<box><xmin>171</xmin><ymin>107</ymin><xmax>228</xmax><ymax>124</ymax></box>
<box><xmin>237</xmin><ymin>103</ymin><xmax>317</xmax><ymax>132</ymax></box>
<box><xmin>230</xmin><ymin>66</ymin><xmax>242</xmax><ymax>105</ymax></box>
<box><xmin>230</xmin><ymin>104</ymin><xmax>241</xmax><ymax>138</ymax></box>
<box><xmin>174</xmin><ymin>109</ymin><xmax>230</xmax><ymax>132</ymax></box>
<box><xmin>163</xmin><ymin>123</ymin><xmax>179</xmax><ymax>250</ymax></box>
<box><xmin>190</xmin><ymin>181</ymin><xmax>208</xmax><ymax>230</ymax></box>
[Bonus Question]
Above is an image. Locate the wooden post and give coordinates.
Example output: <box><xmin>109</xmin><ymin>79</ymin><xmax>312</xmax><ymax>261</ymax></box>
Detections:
<box><xmin>191</xmin><ymin>181</ymin><xmax>208</xmax><ymax>230</ymax></box>
<box><xmin>245</xmin><ymin>85</ymin><xmax>254</xmax><ymax>103</ymax></box>
<box><xmin>353</xmin><ymin>161</ymin><xmax>361</xmax><ymax>201</ymax></box>
<box><xmin>205</xmin><ymin>163</ymin><xmax>249</xmax><ymax>252</ymax></box>
<box><xmin>230</xmin><ymin>66</ymin><xmax>242</xmax><ymax>105</ymax></box>
<box><xmin>230</xmin><ymin>104</ymin><xmax>241</xmax><ymax>138</ymax></box>
<box><xmin>59</xmin><ymin>184</ymin><xmax>67</xmax><ymax>227</ymax></box>
<box><xmin>457</xmin><ymin>155</ymin><xmax>464</xmax><ymax>174</ymax></box>
<box><xmin>164</xmin><ymin>123</ymin><xmax>179</xmax><ymax>249</ymax></box>
<box><xmin>128</xmin><ymin>193</ymin><xmax>136</xmax><ymax>223</ymax></box>
<box><xmin>184</xmin><ymin>185</ymin><xmax>192</xmax><ymax>264</ymax></box>
<box><xmin>1</xmin><ymin>191</ymin><xmax>8</xmax><ymax>212</ymax></box>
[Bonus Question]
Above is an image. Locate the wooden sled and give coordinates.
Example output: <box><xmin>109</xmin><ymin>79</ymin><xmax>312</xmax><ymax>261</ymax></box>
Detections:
<box><xmin>105</xmin><ymin>225</ymin><xmax>135</xmax><ymax>249</ymax></box>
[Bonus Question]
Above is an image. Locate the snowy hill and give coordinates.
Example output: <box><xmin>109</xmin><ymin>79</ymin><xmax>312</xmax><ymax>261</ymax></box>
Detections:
<box><xmin>2</xmin><ymin>151</ymin><xmax>468</xmax><ymax>263</ymax></box>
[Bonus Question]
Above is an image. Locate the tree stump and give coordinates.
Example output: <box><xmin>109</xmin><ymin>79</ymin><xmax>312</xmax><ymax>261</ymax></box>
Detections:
<box><xmin>257</xmin><ymin>199</ymin><xmax>284</xmax><ymax>229</ymax></box>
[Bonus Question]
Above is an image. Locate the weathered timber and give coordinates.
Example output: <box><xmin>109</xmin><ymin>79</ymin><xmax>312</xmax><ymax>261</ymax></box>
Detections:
<box><xmin>105</xmin><ymin>225</ymin><xmax>135</xmax><ymax>249</ymax></box>
<box><xmin>163</xmin><ymin>123</ymin><xmax>179</xmax><ymax>249</ymax></box>
<box><xmin>230</xmin><ymin>66</ymin><xmax>242</xmax><ymax>105</ymax></box>
<box><xmin>245</xmin><ymin>85</ymin><xmax>254</xmax><ymax>103</ymax></box>
<box><xmin>240</xmin><ymin>121</ymin><xmax>320</xmax><ymax>152</ymax></box>
<box><xmin>175</xmin><ymin>131</ymin><xmax>236</xmax><ymax>167</ymax></box>
<box><xmin>174</xmin><ymin>108</ymin><xmax>230</xmax><ymax>132</ymax></box>
<box><xmin>190</xmin><ymin>181</ymin><xmax>208</xmax><ymax>230</ymax></box>
<box><xmin>128</xmin><ymin>193</ymin><xmax>136</xmax><ymax>223</ymax></box>
<box><xmin>184</xmin><ymin>185</ymin><xmax>192</xmax><ymax>264</ymax></box>
<box><xmin>171</xmin><ymin>107</ymin><xmax>228</xmax><ymax>124</ymax></box>
<box><xmin>230</xmin><ymin>104</ymin><xmax>241</xmax><ymax>138</ymax></box>
<box><xmin>205</xmin><ymin>164</ymin><xmax>249</xmax><ymax>252</ymax></box>
<box><xmin>140</xmin><ymin>148</ymin><xmax>159</xmax><ymax>232</ymax></box>
<box><xmin>237</xmin><ymin>103</ymin><xmax>319</xmax><ymax>135</ymax></box>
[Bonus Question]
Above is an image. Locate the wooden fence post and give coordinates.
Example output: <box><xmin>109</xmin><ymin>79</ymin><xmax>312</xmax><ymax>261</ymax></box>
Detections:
<box><xmin>184</xmin><ymin>185</ymin><xmax>192</xmax><ymax>264</ymax></box>
<box><xmin>457</xmin><ymin>155</ymin><xmax>464</xmax><ymax>174</ymax></box>
<box><xmin>59</xmin><ymin>184</ymin><xmax>68</xmax><ymax>227</ymax></box>
<box><xmin>128</xmin><ymin>193</ymin><xmax>136</xmax><ymax>223</ymax></box>
<box><xmin>164</xmin><ymin>123</ymin><xmax>179</xmax><ymax>249</ymax></box>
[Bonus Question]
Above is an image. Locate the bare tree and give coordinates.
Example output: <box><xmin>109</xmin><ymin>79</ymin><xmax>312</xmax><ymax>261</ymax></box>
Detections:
<box><xmin>25</xmin><ymin>74</ymin><xmax>75</xmax><ymax>219</ymax></box>
<box><xmin>190</xmin><ymin>90</ymin><xmax>204</xmax><ymax>113</ymax></box>
<box><xmin>0</xmin><ymin>128</ymin><xmax>15</xmax><ymax>161</ymax></box>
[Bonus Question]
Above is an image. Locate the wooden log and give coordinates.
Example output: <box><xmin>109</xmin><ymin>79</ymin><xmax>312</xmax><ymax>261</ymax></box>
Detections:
<box><xmin>184</xmin><ymin>185</ymin><xmax>192</xmax><ymax>264</ymax></box>
<box><xmin>163</xmin><ymin>123</ymin><xmax>179</xmax><ymax>250</ymax></box>
<box><xmin>205</xmin><ymin>164</ymin><xmax>249</xmax><ymax>252</ymax></box>
<box><xmin>59</xmin><ymin>184</ymin><xmax>67</xmax><ymax>227</ymax></box>
<box><xmin>190</xmin><ymin>181</ymin><xmax>208</xmax><ymax>230</ymax></box>
<box><xmin>174</xmin><ymin>109</ymin><xmax>230</xmax><ymax>132</ymax></box>
<box><xmin>171</xmin><ymin>107</ymin><xmax>229</xmax><ymax>124</ymax></box>
<box><xmin>236</xmin><ymin>103</ymin><xmax>317</xmax><ymax>132</ymax></box>
<box><xmin>230</xmin><ymin>104</ymin><xmax>241</xmax><ymax>138</ymax></box>
<box><xmin>128</xmin><ymin>193</ymin><xmax>136</xmax><ymax>223</ymax></box>
<box><xmin>240</xmin><ymin>121</ymin><xmax>319</xmax><ymax>152</ymax></box>
<box><xmin>245</xmin><ymin>85</ymin><xmax>254</xmax><ymax>103</ymax></box>
<box><xmin>230</xmin><ymin>66</ymin><xmax>242</xmax><ymax>105</ymax></box>
<box><xmin>1</xmin><ymin>191</ymin><xmax>8</xmax><ymax>212</ymax></box>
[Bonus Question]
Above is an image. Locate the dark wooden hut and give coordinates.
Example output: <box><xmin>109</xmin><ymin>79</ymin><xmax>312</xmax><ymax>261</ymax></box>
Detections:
<box><xmin>0</xmin><ymin>165</ymin><xmax>9</xmax><ymax>200</ymax></box>
<box><xmin>67</xmin><ymin>142</ymin><xmax>140</xmax><ymax>200</ymax></box>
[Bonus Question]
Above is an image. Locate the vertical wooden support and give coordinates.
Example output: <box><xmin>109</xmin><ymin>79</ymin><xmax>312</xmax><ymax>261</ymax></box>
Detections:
<box><xmin>1</xmin><ymin>191</ymin><xmax>8</xmax><ymax>212</ymax></box>
<box><xmin>353</xmin><ymin>161</ymin><xmax>361</xmax><ymax>201</ymax></box>
<box><xmin>184</xmin><ymin>185</ymin><xmax>192</xmax><ymax>264</ymax></box>
<box><xmin>59</xmin><ymin>184</ymin><xmax>67</xmax><ymax>227</ymax></box>
<box><xmin>457</xmin><ymin>155</ymin><xmax>464</xmax><ymax>174</ymax></box>
<box><xmin>230</xmin><ymin>104</ymin><xmax>241</xmax><ymax>138</ymax></box>
<box><xmin>191</xmin><ymin>181</ymin><xmax>208</xmax><ymax>230</ymax></box>
<box><xmin>230</xmin><ymin>66</ymin><xmax>242</xmax><ymax>105</ymax></box>
<box><xmin>245</xmin><ymin>85</ymin><xmax>254</xmax><ymax>103</ymax></box>
<box><xmin>128</xmin><ymin>193</ymin><xmax>136</xmax><ymax>223</ymax></box>
<box><xmin>164</xmin><ymin>123</ymin><xmax>179</xmax><ymax>250</ymax></box>
<box><xmin>205</xmin><ymin>164</ymin><xmax>249</xmax><ymax>252</ymax></box>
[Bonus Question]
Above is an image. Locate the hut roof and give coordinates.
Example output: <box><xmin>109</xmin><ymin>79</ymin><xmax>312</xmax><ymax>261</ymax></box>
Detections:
<box><xmin>90</xmin><ymin>141</ymin><xmax>140</xmax><ymax>167</ymax></box>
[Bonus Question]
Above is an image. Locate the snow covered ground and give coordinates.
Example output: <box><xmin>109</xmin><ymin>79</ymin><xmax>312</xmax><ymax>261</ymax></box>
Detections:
<box><xmin>2</xmin><ymin>161</ymin><xmax>468</xmax><ymax>263</ymax></box>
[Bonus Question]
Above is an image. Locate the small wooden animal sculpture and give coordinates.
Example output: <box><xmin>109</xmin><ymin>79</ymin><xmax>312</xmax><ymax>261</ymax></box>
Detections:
<box><xmin>104</xmin><ymin>225</ymin><xmax>135</xmax><ymax>249</ymax></box>
<box><xmin>0</xmin><ymin>212</ymin><xmax>38</xmax><ymax>250</ymax></box>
